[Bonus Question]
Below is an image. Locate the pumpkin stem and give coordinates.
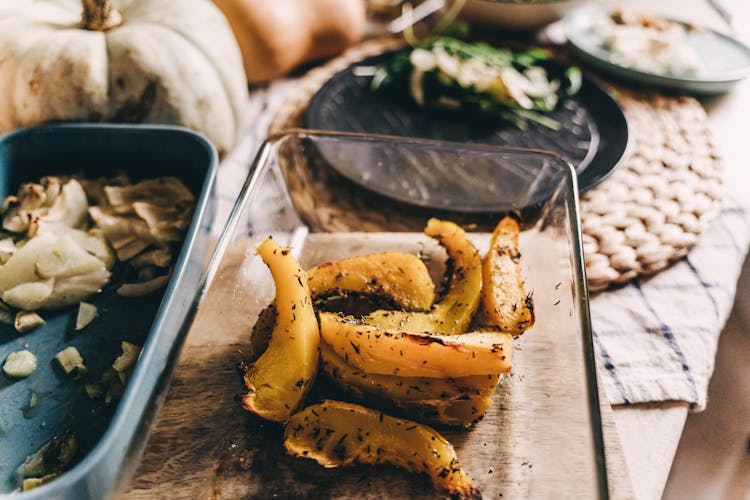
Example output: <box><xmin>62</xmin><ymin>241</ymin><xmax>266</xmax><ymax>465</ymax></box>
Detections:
<box><xmin>81</xmin><ymin>0</ymin><xmax>122</xmax><ymax>31</ymax></box>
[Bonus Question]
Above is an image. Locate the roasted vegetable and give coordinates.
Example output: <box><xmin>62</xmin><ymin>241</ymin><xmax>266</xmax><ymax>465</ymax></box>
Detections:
<box><xmin>307</xmin><ymin>252</ymin><xmax>435</xmax><ymax>311</ymax></box>
<box><xmin>319</xmin><ymin>312</ymin><xmax>512</xmax><ymax>378</ymax></box>
<box><xmin>320</xmin><ymin>340</ymin><xmax>499</xmax><ymax>403</ymax></box>
<box><xmin>482</xmin><ymin>216</ymin><xmax>535</xmax><ymax>336</ymax></box>
<box><xmin>364</xmin><ymin>219</ymin><xmax>482</xmax><ymax>335</ymax></box>
<box><xmin>393</xmin><ymin>394</ymin><xmax>495</xmax><ymax>428</ymax></box>
<box><xmin>242</xmin><ymin>238</ymin><xmax>320</xmax><ymax>423</ymax></box>
<box><xmin>284</xmin><ymin>400</ymin><xmax>479</xmax><ymax>497</ymax></box>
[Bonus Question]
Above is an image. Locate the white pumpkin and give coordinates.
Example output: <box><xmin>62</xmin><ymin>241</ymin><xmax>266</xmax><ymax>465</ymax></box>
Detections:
<box><xmin>0</xmin><ymin>0</ymin><xmax>248</xmax><ymax>154</ymax></box>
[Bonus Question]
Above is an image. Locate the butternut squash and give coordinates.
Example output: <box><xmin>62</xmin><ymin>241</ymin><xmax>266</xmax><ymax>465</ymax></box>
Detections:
<box><xmin>284</xmin><ymin>400</ymin><xmax>480</xmax><ymax>498</ymax></box>
<box><xmin>319</xmin><ymin>312</ymin><xmax>512</xmax><ymax>378</ymax></box>
<box><xmin>482</xmin><ymin>216</ymin><xmax>535</xmax><ymax>336</ymax></box>
<box><xmin>307</xmin><ymin>252</ymin><xmax>435</xmax><ymax>311</ymax></box>
<box><xmin>365</xmin><ymin>219</ymin><xmax>482</xmax><ymax>335</ymax></box>
<box><xmin>393</xmin><ymin>394</ymin><xmax>495</xmax><ymax>428</ymax></box>
<box><xmin>320</xmin><ymin>340</ymin><xmax>500</xmax><ymax>403</ymax></box>
<box><xmin>212</xmin><ymin>0</ymin><xmax>366</xmax><ymax>83</ymax></box>
<box><xmin>242</xmin><ymin>238</ymin><xmax>319</xmax><ymax>423</ymax></box>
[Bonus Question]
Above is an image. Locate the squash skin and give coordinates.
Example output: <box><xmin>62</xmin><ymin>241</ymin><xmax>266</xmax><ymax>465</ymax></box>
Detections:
<box><xmin>242</xmin><ymin>238</ymin><xmax>319</xmax><ymax>423</ymax></box>
<box><xmin>0</xmin><ymin>0</ymin><xmax>247</xmax><ymax>155</ymax></box>
<box><xmin>284</xmin><ymin>400</ymin><xmax>480</xmax><ymax>498</ymax></box>
<box><xmin>320</xmin><ymin>340</ymin><xmax>500</xmax><ymax>403</ymax></box>
<box><xmin>307</xmin><ymin>252</ymin><xmax>435</xmax><ymax>311</ymax></box>
<box><xmin>482</xmin><ymin>216</ymin><xmax>535</xmax><ymax>336</ymax></box>
<box><xmin>319</xmin><ymin>312</ymin><xmax>512</xmax><ymax>378</ymax></box>
<box><xmin>364</xmin><ymin>219</ymin><xmax>482</xmax><ymax>334</ymax></box>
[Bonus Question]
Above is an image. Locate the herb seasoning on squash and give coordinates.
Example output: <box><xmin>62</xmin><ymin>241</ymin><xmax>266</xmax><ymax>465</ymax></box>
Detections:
<box><xmin>284</xmin><ymin>400</ymin><xmax>480</xmax><ymax>498</ymax></box>
<box><xmin>482</xmin><ymin>216</ymin><xmax>535</xmax><ymax>336</ymax></box>
<box><xmin>319</xmin><ymin>312</ymin><xmax>512</xmax><ymax>378</ymax></box>
<box><xmin>364</xmin><ymin>218</ymin><xmax>482</xmax><ymax>335</ymax></box>
<box><xmin>242</xmin><ymin>237</ymin><xmax>320</xmax><ymax>423</ymax></box>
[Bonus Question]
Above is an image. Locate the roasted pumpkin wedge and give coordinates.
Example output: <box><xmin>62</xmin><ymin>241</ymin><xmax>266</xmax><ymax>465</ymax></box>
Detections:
<box><xmin>242</xmin><ymin>238</ymin><xmax>319</xmax><ymax>423</ymax></box>
<box><xmin>319</xmin><ymin>312</ymin><xmax>512</xmax><ymax>378</ymax></box>
<box><xmin>364</xmin><ymin>218</ymin><xmax>482</xmax><ymax>334</ymax></box>
<box><xmin>394</xmin><ymin>394</ymin><xmax>495</xmax><ymax>427</ymax></box>
<box><xmin>248</xmin><ymin>303</ymin><xmax>276</xmax><ymax>361</ymax></box>
<box><xmin>482</xmin><ymin>216</ymin><xmax>535</xmax><ymax>336</ymax></box>
<box><xmin>284</xmin><ymin>400</ymin><xmax>480</xmax><ymax>497</ymax></box>
<box><xmin>307</xmin><ymin>252</ymin><xmax>435</xmax><ymax>311</ymax></box>
<box><xmin>320</xmin><ymin>340</ymin><xmax>500</xmax><ymax>403</ymax></box>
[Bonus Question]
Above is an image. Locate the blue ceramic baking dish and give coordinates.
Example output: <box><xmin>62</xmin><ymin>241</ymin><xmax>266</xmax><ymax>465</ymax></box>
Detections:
<box><xmin>0</xmin><ymin>124</ymin><xmax>216</xmax><ymax>499</ymax></box>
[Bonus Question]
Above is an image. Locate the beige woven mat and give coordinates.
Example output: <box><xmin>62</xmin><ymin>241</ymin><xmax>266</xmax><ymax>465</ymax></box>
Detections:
<box><xmin>268</xmin><ymin>38</ymin><xmax>724</xmax><ymax>292</ymax></box>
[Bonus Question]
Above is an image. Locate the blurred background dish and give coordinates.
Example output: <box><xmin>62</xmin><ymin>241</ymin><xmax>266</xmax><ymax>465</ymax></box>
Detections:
<box><xmin>564</xmin><ymin>6</ymin><xmax>750</xmax><ymax>94</ymax></box>
<box><xmin>460</xmin><ymin>0</ymin><xmax>584</xmax><ymax>31</ymax></box>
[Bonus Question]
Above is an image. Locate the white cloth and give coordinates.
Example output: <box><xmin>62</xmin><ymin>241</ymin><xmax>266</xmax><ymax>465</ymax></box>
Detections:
<box><xmin>591</xmin><ymin>200</ymin><xmax>750</xmax><ymax>410</ymax></box>
<box><xmin>217</xmin><ymin>84</ymin><xmax>750</xmax><ymax>411</ymax></box>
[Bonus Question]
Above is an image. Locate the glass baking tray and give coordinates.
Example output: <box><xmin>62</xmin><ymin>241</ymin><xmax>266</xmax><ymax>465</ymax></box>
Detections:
<box><xmin>0</xmin><ymin>124</ymin><xmax>216</xmax><ymax>499</ymax></box>
<box><xmin>194</xmin><ymin>130</ymin><xmax>608</xmax><ymax>498</ymax></box>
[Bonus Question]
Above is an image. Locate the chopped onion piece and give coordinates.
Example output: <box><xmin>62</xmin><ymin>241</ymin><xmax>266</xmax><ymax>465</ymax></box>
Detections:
<box><xmin>75</xmin><ymin>302</ymin><xmax>98</xmax><ymax>331</ymax></box>
<box><xmin>3</xmin><ymin>350</ymin><xmax>37</xmax><ymax>378</ymax></box>
<box><xmin>14</xmin><ymin>311</ymin><xmax>45</xmax><ymax>333</ymax></box>
<box><xmin>116</xmin><ymin>275</ymin><xmax>169</xmax><ymax>297</ymax></box>
<box><xmin>104</xmin><ymin>177</ymin><xmax>194</xmax><ymax>208</ymax></box>
<box><xmin>5</xmin><ymin>282</ymin><xmax>54</xmax><ymax>312</ymax></box>
<box><xmin>54</xmin><ymin>346</ymin><xmax>87</xmax><ymax>377</ymax></box>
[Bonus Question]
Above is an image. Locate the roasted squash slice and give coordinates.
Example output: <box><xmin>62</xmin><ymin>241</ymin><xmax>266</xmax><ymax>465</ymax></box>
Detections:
<box><xmin>307</xmin><ymin>252</ymin><xmax>435</xmax><ymax>311</ymax></box>
<box><xmin>320</xmin><ymin>340</ymin><xmax>500</xmax><ymax>403</ymax></box>
<box><xmin>284</xmin><ymin>400</ymin><xmax>480</xmax><ymax>498</ymax></box>
<box><xmin>319</xmin><ymin>312</ymin><xmax>512</xmax><ymax>378</ymax></box>
<box><xmin>482</xmin><ymin>216</ymin><xmax>535</xmax><ymax>336</ymax></box>
<box><xmin>364</xmin><ymin>218</ymin><xmax>482</xmax><ymax>334</ymax></box>
<box><xmin>393</xmin><ymin>394</ymin><xmax>495</xmax><ymax>427</ymax></box>
<box><xmin>242</xmin><ymin>238</ymin><xmax>319</xmax><ymax>423</ymax></box>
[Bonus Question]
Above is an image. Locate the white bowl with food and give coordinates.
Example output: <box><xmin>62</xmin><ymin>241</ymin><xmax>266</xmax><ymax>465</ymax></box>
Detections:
<box><xmin>461</xmin><ymin>0</ymin><xmax>584</xmax><ymax>31</ymax></box>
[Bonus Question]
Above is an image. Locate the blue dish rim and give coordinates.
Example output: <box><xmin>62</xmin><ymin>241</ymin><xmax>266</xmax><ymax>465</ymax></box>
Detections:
<box><xmin>0</xmin><ymin>123</ymin><xmax>217</xmax><ymax>499</ymax></box>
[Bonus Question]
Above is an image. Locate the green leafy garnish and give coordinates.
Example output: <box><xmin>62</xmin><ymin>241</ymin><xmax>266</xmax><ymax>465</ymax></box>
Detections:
<box><xmin>370</xmin><ymin>37</ymin><xmax>580</xmax><ymax>130</ymax></box>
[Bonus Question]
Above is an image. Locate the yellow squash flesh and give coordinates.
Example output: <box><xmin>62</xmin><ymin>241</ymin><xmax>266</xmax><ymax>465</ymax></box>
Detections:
<box><xmin>242</xmin><ymin>238</ymin><xmax>319</xmax><ymax>423</ymax></box>
<box><xmin>319</xmin><ymin>312</ymin><xmax>512</xmax><ymax>378</ymax></box>
<box><xmin>364</xmin><ymin>219</ymin><xmax>482</xmax><ymax>334</ymax></box>
<box><xmin>320</xmin><ymin>340</ymin><xmax>500</xmax><ymax>403</ymax></box>
<box><xmin>284</xmin><ymin>400</ymin><xmax>479</xmax><ymax>497</ymax></box>
<box><xmin>482</xmin><ymin>217</ymin><xmax>535</xmax><ymax>336</ymax></box>
<box><xmin>393</xmin><ymin>394</ymin><xmax>496</xmax><ymax>427</ymax></box>
<box><xmin>307</xmin><ymin>252</ymin><xmax>435</xmax><ymax>311</ymax></box>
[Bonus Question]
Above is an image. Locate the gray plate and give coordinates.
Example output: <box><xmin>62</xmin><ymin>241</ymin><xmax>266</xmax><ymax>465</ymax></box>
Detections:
<box><xmin>564</xmin><ymin>7</ymin><xmax>750</xmax><ymax>94</ymax></box>
<box><xmin>305</xmin><ymin>52</ymin><xmax>628</xmax><ymax>212</ymax></box>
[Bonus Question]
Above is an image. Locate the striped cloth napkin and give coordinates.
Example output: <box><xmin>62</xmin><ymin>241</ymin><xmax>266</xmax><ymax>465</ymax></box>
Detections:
<box><xmin>591</xmin><ymin>200</ymin><xmax>750</xmax><ymax>410</ymax></box>
<box><xmin>219</xmin><ymin>84</ymin><xmax>750</xmax><ymax>411</ymax></box>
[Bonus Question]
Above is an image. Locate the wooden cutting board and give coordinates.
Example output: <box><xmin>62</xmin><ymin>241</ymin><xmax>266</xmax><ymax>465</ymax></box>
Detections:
<box><xmin>121</xmin><ymin>235</ymin><xmax>634</xmax><ymax>499</ymax></box>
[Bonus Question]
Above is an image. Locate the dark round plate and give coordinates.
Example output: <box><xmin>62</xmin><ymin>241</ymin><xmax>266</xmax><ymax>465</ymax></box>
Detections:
<box><xmin>305</xmin><ymin>51</ymin><xmax>628</xmax><ymax>209</ymax></box>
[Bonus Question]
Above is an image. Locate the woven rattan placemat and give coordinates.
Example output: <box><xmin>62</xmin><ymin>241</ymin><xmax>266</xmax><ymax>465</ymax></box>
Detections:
<box><xmin>268</xmin><ymin>38</ymin><xmax>723</xmax><ymax>291</ymax></box>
